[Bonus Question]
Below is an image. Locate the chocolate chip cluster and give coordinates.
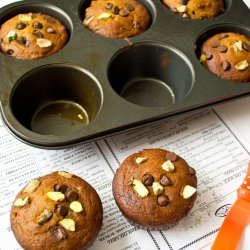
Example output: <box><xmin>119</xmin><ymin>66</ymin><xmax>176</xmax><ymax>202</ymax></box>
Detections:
<box><xmin>104</xmin><ymin>2</ymin><xmax>135</xmax><ymax>17</ymax></box>
<box><xmin>129</xmin><ymin>152</ymin><xmax>197</xmax><ymax>207</ymax></box>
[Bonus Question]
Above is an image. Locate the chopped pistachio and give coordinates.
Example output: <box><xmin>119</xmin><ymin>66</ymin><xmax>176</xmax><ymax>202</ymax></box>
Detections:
<box><xmin>152</xmin><ymin>182</ymin><xmax>164</xmax><ymax>196</ymax></box>
<box><xmin>37</xmin><ymin>209</ymin><xmax>53</xmax><ymax>224</ymax></box>
<box><xmin>70</xmin><ymin>201</ymin><xmax>84</xmax><ymax>213</ymax></box>
<box><xmin>23</xmin><ymin>179</ymin><xmax>41</xmax><ymax>193</ymax></box>
<box><xmin>97</xmin><ymin>13</ymin><xmax>111</xmax><ymax>20</ymax></box>
<box><xmin>232</xmin><ymin>40</ymin><xmax>243</xmax><ymax>52</ymax></box>
<box><xmin>235</xmin><ymin>60</ymin><xmax>249</xmax><ymax>71</ymax></box>
<box><xmin>58</xmin><ymin>171</ymin><xmax>72</xmax><ymax>178</ymax></box>
<box><xmin>7</xmin><ymin>30</ymin><xmax>17</xmax><ymax>42</ymax></box>
<box><xmin>14</xmin><ymin>197</ymin><xmax>30</xmax><ymax>207</ymax></box>
<box><xmin>59</xmin><ymin>218</ymin><xmax>75</xmax><ymax>231</ymax></box>
<box><xmin>177</xmin><ymin>5</ymin><xmax>187</xmax><ymax>13</ymax></box>
<box><xmin>36</xmin><ymin>38</ymin><xmax>52</xmax><ymax>48</ymax></box>
<box><xmin>182</xmin><ymin>185</ymin><xmax>197</xmax><ymax>199</ymax></box>
<box><xmin>132</xmin><ymin>179</ymin><xmax>149</xmax><ymax>197</ymax></box>
<box><xmin>162</xmin><ymin>160</ymin><xmax>175</xmax><ymax>172</ymax></box>
<box><xmin>135</xmin><ymin>157</ymin><xmax>147</xmax><ymax>164</ymax></box>
<box><xmin>18</xmin><ymin>14</ymin><xmax>32</xmax><ymax>22</ymax></box>
<box><xmin>46</xmin><ymin>192</ymin><xmax>65</xmax><ymax>202</ymax></box>
<box><xmin>83</xmin><ymin>16</ymin><xmax>94</xmax><ymax>25</ymax></box>
<box><xmin>199</xmin><ymin>54</ymin><xmax>206</xmax><ymax>62</ymax></box>
<box><xmin>78</xmin><ymin>114</ymin><xmax>83</xmax><ymax>120</ymax></box>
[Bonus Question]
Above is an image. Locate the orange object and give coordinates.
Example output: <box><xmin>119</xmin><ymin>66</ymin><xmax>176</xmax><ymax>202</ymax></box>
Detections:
<box><xmin>212</xmin><ymin>161</ymin><xmax>250</xmax><ymax>250</ymax></box>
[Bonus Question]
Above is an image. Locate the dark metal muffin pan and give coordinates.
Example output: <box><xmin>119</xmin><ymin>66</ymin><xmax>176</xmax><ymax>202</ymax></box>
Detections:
<box><xmin>0</xmin><ymin>0</ymin><xmax>249</xmax><ymax>149</ymax></box>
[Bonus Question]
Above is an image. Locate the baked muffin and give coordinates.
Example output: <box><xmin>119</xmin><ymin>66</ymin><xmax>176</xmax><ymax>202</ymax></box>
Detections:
<box><xmin>0</xmin><ymin>13</ymin><xmax>68</xmax><ymax>60</ymax></box>
<box><xmin>83</xmin><ymin>0</ymin><xmax>150</xmax><ymax>38</ymax></box>
<box><xmin>199</xmin><ymin>32</ymin><xmax>250</xmax><ymax>82</ymax></box>
<box><xmin>112</xmin><ymin>148</ymin><xmax>197</xmax><ymax>229</ymax></box>
<box><xmin>162</xmin><ymin>0</ymin><xmax>225</xmax><ymax>19</ymax></box>
<box><xmin>10</xmin><ymin>171</ymin><xmax>103</xmax><ymax>250</ymax></box>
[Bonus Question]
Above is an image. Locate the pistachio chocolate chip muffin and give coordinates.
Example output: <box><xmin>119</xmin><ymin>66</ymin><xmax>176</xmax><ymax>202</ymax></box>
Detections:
<box><xmin>0</xmin><ymin>13</ymin><xmax>68</xmax><ymax>60</ymax></box>
<box><xmin>83</xmin><ymin>0</ymin><xmax>150</xmax><ymax>38</ymax></box>
<box><xmin>10</xmin><ymin>171</ymin><xmax>103</xmax><ymax>250</ymax></box>
<box><xmin>112</xmin><ymin>148</ymin><xmax>197</xmax><ymax>229</ymax></box>
<box><xmin>162</xmin><ymin>0</ymin><xmax>225</xmax><ymax>19</ymax></box>
<box><xmin>200</xmin><ymin>32</ymin><xmax>250</xmax><ymax>82</ymax></box>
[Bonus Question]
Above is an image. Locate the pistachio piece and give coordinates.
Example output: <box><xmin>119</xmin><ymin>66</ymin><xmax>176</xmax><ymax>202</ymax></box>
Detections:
<box><xmin>18</xmin><ymin>14</ymin><xmax>32</xmax><ymax>22</ymax></box>
<box><xmin>7</xmin><ymin>30</ymin><xmax>17</xmax><ymax>42</ymax></box>
<box><xmin>23</xmin><ymin>179</ymin><xmax>41</xmax><ymax>193</ymax></box>
<box><xmin>46</xmin><ymin>192</ymin><xmax>65</xmax><ymax>202</ymax></box>
<box><xmin>177</xmin><ymin>5</ymin><xmax>187</xmax><ymax>13</ymax></box>
<box><xmin>97</xmin><ymin>13</ymin><xmax>111</xmax><ymax>20</ymax></box>
<box><xmin>37</xmin><ymin>209</ymin><xmax>53</xmax><ymax>224</ymax></box>
<box><xmin>132</xmin><ymin>179</ymin><xmax>149</xmax><ymax>197</ymax></box>
<box><xmin>152</xmin><ymin>182</ymin><xmax>164</xmax><ymax>196</ymax></box>
<box><xmin>83</xmin><ymin>16</ymin><xmax>94</xmax><ymax>25</ymax></box>
<box><xmin>36</xmin><ymin>38</ymin><xmax>52</xmax><ymax>48</ymax></box>
<box><xmin>59</xmin><ymin>218</ymin><xmax>75</xmax><ymax>231</ymax></box>
<box><xmin>232</xmin><ymin>40</ymin><xmax>243</xmax><ymax>52</ymax></box>
<box><xmin>58</xmin><ymin>171</ymin><xmax>72</xmax><ymax>178</ymax></box>
<box><xmin>14</xmin><ymin>197</ymin><xmax>30</xmax><ymax>207</ymax></box>
<box><xmin>199</xmin><ymin>54</ymin><xmax>206</xmax><ymax>62</ymax></box>
<box><xmin>162</xmin><ymin>160</ymin><xmax>175</xmax><ymax>172</ymax></box>
<box><xmin>182</xmin><ymin>185</ymin><xmax>197</xmax><ymax>199</ymax></box>
<box><xmin>70</xmin><ymin>201</ymin><xmax>84</xmax><ymax>213</ymax></box>
<box><xmin>135</xmin><ymin>157</ymin><xmax>147</xmax><ymax>164</ymax></box>
<box><xmin>235</xmin><ymin>60</ymin><xmax>249</xmax><ymax>71</ymax></box>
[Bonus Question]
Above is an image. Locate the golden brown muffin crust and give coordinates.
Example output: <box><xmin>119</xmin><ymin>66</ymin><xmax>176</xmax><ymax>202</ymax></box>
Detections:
<box><xmin>200</xmin><ymin>32</ymin><xmax>250</xmax><ymax>82</ymax></box>
<box><xmin>0</xmin><ymin>13</ymin><xmax>68</xmax><ymax>60</ymax></box>
<box><xmin>112</xmin><ymin>149</ymin><xmax>197</xmax><ymax>229</ymax></box>
<box><xmin>83</xmin><ymin>0</ymin><xmax>150</xmax><ymax>38</ymax></box>
<box><xmin>10</xmin><ymin>172</ymin><xmax>103</xmax><ymax>250</ymax></box>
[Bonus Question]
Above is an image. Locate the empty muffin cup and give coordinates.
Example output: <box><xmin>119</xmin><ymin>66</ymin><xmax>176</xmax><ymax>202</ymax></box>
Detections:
<box><xmin>108</xmin><ymin>42</ymin><xmax>194</xmax><ymax>107</ymax></box>
<box><xmin>10</xmin><ymin>64</ymin><xmax>102</xmax><ymax>136</ymax></box>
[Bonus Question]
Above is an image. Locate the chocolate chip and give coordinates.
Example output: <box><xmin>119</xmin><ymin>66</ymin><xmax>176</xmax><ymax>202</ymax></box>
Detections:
<box><xmin>141</xmin><ymin>174</ymin><xmax>154</xmax><ymax>186</ymax></box>
<box><xmin>160</xmin><ymin>175</ymin><xmax>173</xmax><ymax>186</ymax></box>
<box><xmin>112</xmin><ymin>6</ymin><xmax>120</xmax><ymax>15</ymax></box>
<box><xmin>32</xmin><ymin>30</ymin><xmax>44</xmax><ymax>38</ymax></box>
<box><xmin>243</xmin><ymin>42</ymin><xmax>250</xmax><ymax>52</ymax></box>
<box><xmin>56</xmin><ymin>204</ymin><xmax>68</xmax><ymax>217</ymax></box>
<box><xmin>119</xmin><ymin>9</ymin><xmax>129</xmax><ymax>17</ymax></box>
<box><xmin>165</xmin><ymin>152</ymin><xmax>177</xmax><ymax>162</ymax></box>
<box><xmin>51</xmin><ymin>226</ymin><xmax>66</xmax><ymax>243</ymax></box>
<box><xmin>218</xmin><ymin>44</ymin><xmax>228</xmax><ymax>53</ymax></box>
<box><xmin>16</xmin><ymin>22</ymin><xmax>27</xmax><ymax>30</ymax></box>
<box><xmin>221</xmin><ymin>61</ymin><xmax>231</xmax><ymax>71</ymax></box>
<box><xmin>210</xmin><ymin>40</ymin><xmax>220</xmax><ymax>48</ymax></box>
<box><xmin>65</xmin><ymin>188</ymin><xmax>79</xmax><ymax>202</ymax></box>
<box><xmin>219</xmin><ymin>34</ymin><xmax>229</xmax><ymax>40</ymax></box>
<box><xmin>54</xmin><ymin>184</ymin><xmax>68</xmax><ymax>193</ymax></box>
<box><xmin>105</xmin><ymin>2</ymin><xmax>113</xmax><ymax>10</ymax></box>
<box><xmin>16</xmin><ymin>36</ymin><xmax>26</xmax><ymax>46</ymax></box>
<box><xmin>189</xmin><ymin>167</ymin><xmax>196</xmax><ymax>175</ymax></box>
<box><xmin>206</xmin><ymin>52</ymin><xmax>213</xmax><ymax>60</ymax></box>
<box><xmin>6</xmin><ymin>49</ymin><xmax>14</xmax><ymax>55</ymax></box>
<box><xmin>180</xmin><ymin>0</ymin><xmax>189</xmax><ymax>4</ymax></box>
<box><xmin>45</xmin><ymin>16</ymin><xmax>56</xmax><ymax>23</ymax></box>
<box><xmin>126</xmin><ymin>3</ymin><xmax>135</xmax><ymax>11</ymax></box>
<box><xmin>33</xmin><ymin>22</ymin><xmax>43</xmax><ymax>29</ymax></box>
<box><xmin>157</xmin><ymin>195</ymin><xmax>170</xmax><ymax>206</ymax></box>
<box><xmin>47</xmin><ymin>27</ymin><xmax>56</xmax><ymax>34</ymax></box>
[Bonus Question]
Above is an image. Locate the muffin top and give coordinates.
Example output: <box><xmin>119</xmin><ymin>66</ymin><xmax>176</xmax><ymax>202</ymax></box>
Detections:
<box><xmin>112</xmin><ymin>149</ymin><xmax>197</xmax><ymax>229</ymax></box>
<box><xmin>0</xmin><ymin>13</ymin><xmax>68</xmax><ymax>60</ymax></box>
<box><xmin>83</xmin><ymin>0</ymin><xmax>150</xmax><ymax>38</ymax></box>
<box><xmin>10</xmin><ymin>171</ymin><xmax>103</xmax><ymax>250</ymax></box>
<box><xmin>200</xmin><ymin>32</ymin><xmax>250</xmax><ymax>82</ymax></box>
<box><xmin>162</xmin><ymin>0</ymin><xmax>225</xmax><ymax>19</ymax></box>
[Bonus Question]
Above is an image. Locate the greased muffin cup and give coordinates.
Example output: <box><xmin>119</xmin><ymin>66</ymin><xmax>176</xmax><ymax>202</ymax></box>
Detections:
<box><xmin>0</xmin><ymin>0</ymin><xmax>249</xmax><ymax>149</ymax></box>
<box><xmin>10</xmin><ymin>171</ymin><xmax>103</xmax><ymax>250</ymax></box>
<box><xmin>112</xmin><ymin>149</ymin><xmax>197</xmax><ymax>229</ymax></box>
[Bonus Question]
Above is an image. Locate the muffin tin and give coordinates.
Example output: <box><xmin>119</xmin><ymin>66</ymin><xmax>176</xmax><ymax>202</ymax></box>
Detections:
<box><xmin>0</xmin><ymin>0</ymin><xmax>249</xmax><ymax>149</ymax></box>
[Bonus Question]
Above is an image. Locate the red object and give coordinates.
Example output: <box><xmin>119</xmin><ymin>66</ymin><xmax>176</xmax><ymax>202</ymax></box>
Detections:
<box><xmin>212</xmin><ymin>161</ymin><xmax>250</xmax><ymax>250</ymax></box>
